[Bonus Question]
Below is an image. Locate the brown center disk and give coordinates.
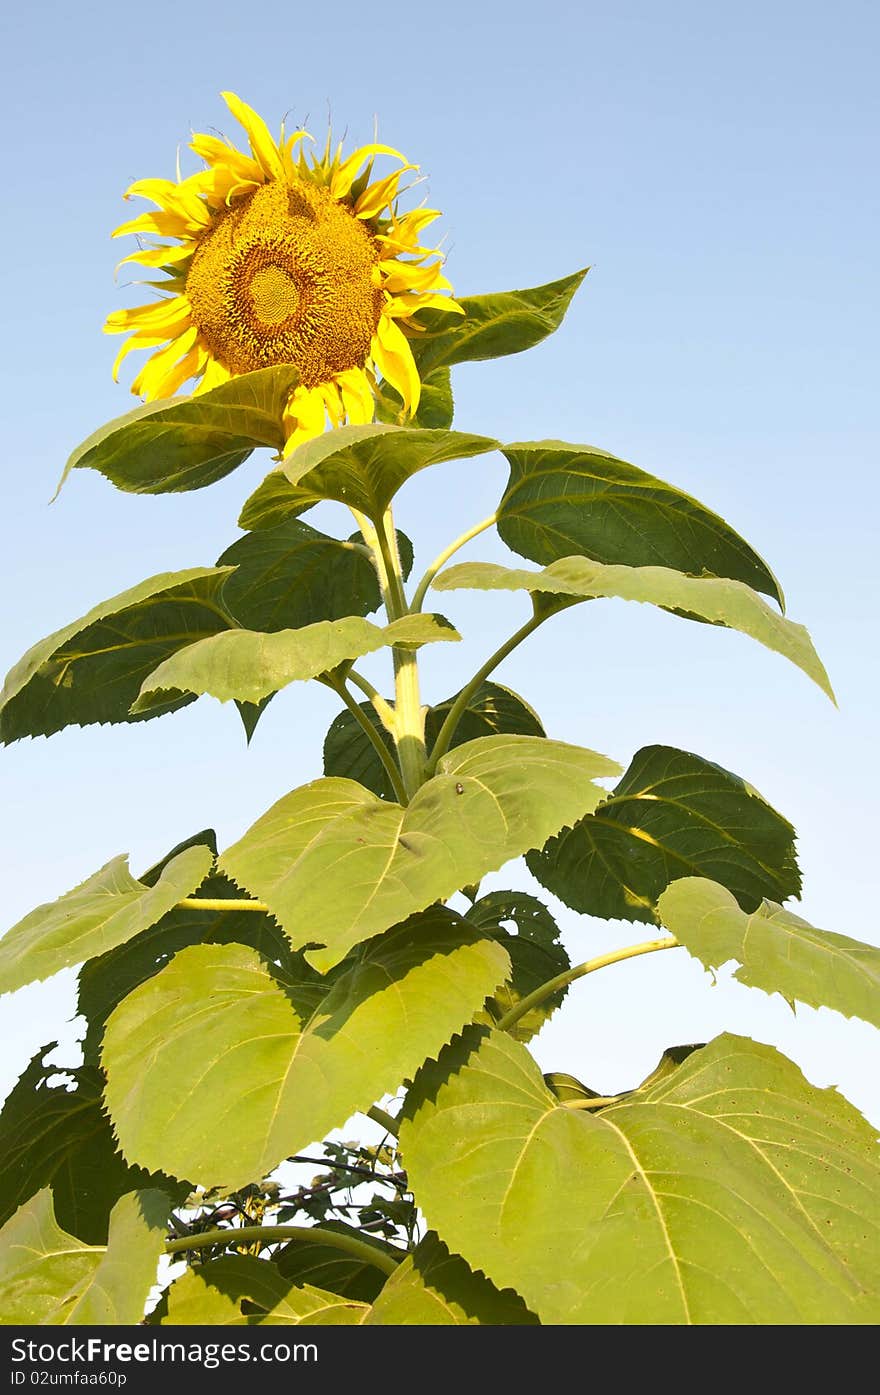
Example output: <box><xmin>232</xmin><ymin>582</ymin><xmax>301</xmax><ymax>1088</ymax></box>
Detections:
<box><xmin>186</xmin><ymin>179</ymin><xmax>383</xmax><ymax>385</ymax></box>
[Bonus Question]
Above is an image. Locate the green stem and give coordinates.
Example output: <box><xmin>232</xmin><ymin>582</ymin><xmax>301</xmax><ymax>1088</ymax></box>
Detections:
<box><xmin>165</xmin><ymin>1224</ymin><xmax>399</xmax><ymax>1276</ymax></box>
<box><xmin>379</xmin><ymin>508</ymin><xmax>427</xmax><ymax>799</ymax></box>
<box><xmin>495</xmin><ymin>936</ymin><xmax>680</xmax><ymax>1036</ymax></box>
<box><xmin>345</xmin><ymin>669</ymin><xmax>396</xmax><ymax>737</ymax></box>
<box><xmin>560</xmin><ymin>1095</ymin><xmax>624</xmax><ymax>1111</ymax></box>
<box><xmin>410</xmin><ymin>513</ymin><xmax>497</xmax><ymax>613</ymax></box>
<box><xmin>327</xmin><ymin>675</ymin><xmax>408</xmax><ymax>805</ymax></box>
<box><xmin>177</xmin><ymin>897</ymin><xmax>269</xmax><ymax>913</ymax></box>
<box><xmin>368</xmin><ymin>1105</ymin><xmax>400</xmax><ymax>1137</ymax></box>
<box><xmin>425</xmin><ymin>611</ymin><xmax>546</xmax><ymax>773</ymax></box>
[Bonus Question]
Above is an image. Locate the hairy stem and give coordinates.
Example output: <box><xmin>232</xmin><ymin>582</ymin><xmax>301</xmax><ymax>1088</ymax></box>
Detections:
<box><xmin>496</xmin><ymin>937</ymin><xmax>680</xmax><ymax>1035</ymax></box>
<box><xmin>165</xmin><ymin>1224</ymin><xmax>400</xmax><ymax>1276</ymax></box>
<box><xmin>326</xmin><ymin>675</ymin><xmax>408</xmax><ymax>804</ymax></box>
<box><xmin>426</xmin><ymin>611</ymin><xmax>546</xmax><ymax>772</ymax></box>
<box><xmin>410</xmin><ymin>513</ymin><xmax>497</xmax><ymax>613</ymax></box>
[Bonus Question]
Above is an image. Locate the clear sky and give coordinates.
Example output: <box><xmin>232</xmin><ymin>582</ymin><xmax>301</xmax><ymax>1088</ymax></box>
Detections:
<box><xmin>2</xmin><ymin>0</ymin><xmax>878</xmax><ymax>1124</ymax></box>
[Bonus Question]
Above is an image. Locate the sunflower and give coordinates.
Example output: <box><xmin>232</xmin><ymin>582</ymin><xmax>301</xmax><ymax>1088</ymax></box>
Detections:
<box><xmin>105</xmin><ymin>92</ymin><xmax>460</xmax><ymax>452</ymax></box>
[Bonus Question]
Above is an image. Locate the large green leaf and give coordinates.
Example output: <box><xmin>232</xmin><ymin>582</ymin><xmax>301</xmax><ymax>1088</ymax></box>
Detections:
<box><xmin>163</xmin><ymin>1260</ymin><xmax>368</xmax><ymax>1324</ymax></box>
<box><xmin>59</xmin><ymin>365</ymin><xmax>297</xmax><ymax>496</ymax></box>
<box><xmin>323</xmin><ymin>681</ymin><xmax>545</xmax><ymax>801</ymax></box>
<box><xmin>0</xmin><ymin>567</ymin><xmax>234</xmax><ymax>742</ymax></box>
<box><xmin>75</xmin><ymin>832</ymin><xmax>295</xmax><ymax>1061</ymax></box>
<box><xmin>134</xmin><ymin>613</ymin><xmax>460</xmax><ymax>709</ymax></box>
<box><xmin>527</xmin><ymin>745</ymin><xmax>801</xmax><ymax>926</ymax></box>
<box><xmin>465</xmin><ymin>891</ymin><xmax>570</xmax><ymax>1042</ymax></box>
<box><xmin>221</xmin><ymin>735</ymin><xmax>621</xmax><ymax>971</ymax></box>
<box><xmin>658</xmin><ymin>876</ymin><xmax>880</xmax><ymax>1028</ymax></box>
<box><xmin>434</xmin><ymin>557</ymin><xmax>832</xmax><ymax>698</ymax></box>
<box><xmin>0</xmin><ymin>1048</ymin><xmax>183</xmax><ymax>1245</ymax></box>
<box><xmin>401</xmin><ymin>1028</ymin><xmax>880</xmax><ymax>1324</ymax></box>
<box><xmin>218</xmin><ymin>518</ymin><xmax>383</xmax><ymax>630</ymax></box>
<box><xmin>0</xmin><ymin>844</ymin><xmax>213</xmax><ymax>995</ymax></box>
<box><xmin>240</xmin><ymin>424</ymin><xmax>498</xmax><ymax>524</ymax></box>
<box><xmin>102</xmin><ymin>909</ymin><xmax>510</xmax><ymax>1188</ymax></box>
<box><xmin>407</xmin><ymin>269</ymin><xmax>589</xmax><ymax>378</ymax></box>
<box><xmin>0</xmin><ymin>1188</ymin><xmax>169</xmax><ymax>1325</ymax></box>
<box><xmin>367</xmin><ymin>1233</ymin><xmax>537</xmax><ymax>1325</ymax></box>
<box><xmin>274</xmin><ymin>1223</ymin><xmax>393</xmax><ymax>1302</ymax></box>
<box><xmin>495</xmin><ymin>441</ymin><xmax>783</xmax><ymax>604</ymax></box>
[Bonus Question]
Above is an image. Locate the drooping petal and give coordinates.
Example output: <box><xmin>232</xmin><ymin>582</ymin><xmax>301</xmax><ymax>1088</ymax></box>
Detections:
<box><xmin>354</xmin><ymin>166</ymin><xmax>417</xmax><ymax>220</ymax></box>
<box><xmin>371</xmin><ymin>314</ymin><xmax>421</xmax><ymax>415</ymax></box>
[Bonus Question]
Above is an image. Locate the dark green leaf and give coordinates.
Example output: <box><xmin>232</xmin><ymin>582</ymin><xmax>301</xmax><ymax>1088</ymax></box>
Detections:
<box><xmin>367</xmin><ymin>1233</ymin><xmax>537</xmax><ymax>1325</ymax></box>
<box><xmin>408</xmin><ymin>269</ymin><xmax>589</xmax><ymax>378</ymax></box>
<box><xmin>375</xmin><ymin>367</ymin><xmax>454</xmax><ymax>430</ymax></box>
<box><xmin>58</xmin><ymin>366</ymin><xmax>297</xmax><ymax>496</ymax></box>
<box><xmin>527</xmin><ymin>745</ymin><xmax>801</xmax><ymax>925</ymax></box>
<box><xmin>658</xmin><ymin>876</ymin><xmax>880</xmax><ymax>1028</ymax></box>
<box><xmin>323</xmin><ymin>682</ymin><xmax>544</xmax><ymax>801</ymax></box>
<box><xmin>0</xmin><ymin>1048</ymin><xmax>184</xmax><ymax>1244</ymax></box>
<box><xmin>496</xmin><ymin>441</ymin><xmax>784</xmax><ymax>605</ymax></box>
<box><xmin>0</xmin><ymin>568</ymin><xmax>234</xmax><ymax>743</ymax></box>
<box><xmin>218</xmin><ymin>518</ymin><xmax>382</xmax><ymax>630</ymax></box>
<box><xmin>466</xmin><ymin>892</ymin><xmax>570</xmax><ymax>1042</ymax></box>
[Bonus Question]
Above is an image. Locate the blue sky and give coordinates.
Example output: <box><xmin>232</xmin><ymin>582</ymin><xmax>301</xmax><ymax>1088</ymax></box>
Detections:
<box><xmin>2</xmin><ymin>0</ymin><xmax>878</xmax><ymax>1122</ymax></box>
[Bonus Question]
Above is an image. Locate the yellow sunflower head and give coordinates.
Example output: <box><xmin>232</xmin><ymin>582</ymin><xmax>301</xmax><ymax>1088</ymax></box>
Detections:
<box><xmin>105</xmin><ymin>92</ymin><xmax>461</xmax><ymax>453</ymax></box>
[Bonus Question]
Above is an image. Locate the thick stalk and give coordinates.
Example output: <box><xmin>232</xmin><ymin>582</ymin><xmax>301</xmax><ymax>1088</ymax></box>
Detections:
<box><xmin>425</xmin><ymin>611</ymin><xmax>545</xmax><ymax>773</ymax></box>
<box><xmin>410</xmin><ymin>513</ymin><xmax>497</xmax><ymax>613</ymax></box>
<box><xmin>378</xmin><ymin>508</ymin><xmax>427</xmax><ymax>799</ymax></box>
<box><xmin>165</xmin><ymin>1224</ymin><xmax>399</xmax><ymax>1276</ymax></box>
<box><xmin>496</xmin><ymin>936</ymin><xmax>680</xmax><ymax>1036</ymax></box>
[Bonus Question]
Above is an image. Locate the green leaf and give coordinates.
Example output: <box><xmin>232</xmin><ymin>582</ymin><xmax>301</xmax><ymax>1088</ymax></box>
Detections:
<box><xmin>259</xmin><ymin>424</ymin><xmax>498</xmax><ymax>522</ymax></box>
<box><xmin>218</xmin><ymin>518</ymin><xmax>382</xmax><ymax>630</ymax></box>
<box><xmin>75</xmin><ymin>831</ymin><xmax>294</xmax><ymax>1050</ymax></box>
<box><xmin>101</xmin><ymin>908</ymin><xmax>510</xmax><ymax>1188</ymax></box>
<box><xmin>0</xmin><ymin>1188</ymin><xmax>169</xmax><ymax>1325</ymax></box>
<box><xmin>658</xmin><ymin>876</ymin><xmax>880</xmax><ymax>1028</ymax></box>
<box><xmin>527</xmin><ymin>745</ymin><xmax>801</xmax><ymax>926</ymax></box>
<box><xmin>0</xmin><ymin>567</ymin><xmax>234</xmax><ymax>743</ymax></box>
<box><xmin>0</xmin><ymin>844</ymin><xmax>213</xmax><ymax>995</ymax></box>
<box><xmin>0</xmin><ymin>1048</ymin><xmax>183</xmax><ymax>1244</ymax></box>
<box><xmin>495</xmin><ymin>441</ymin><xmax>784</xmax><ymax>605</ymax></box>
<box><xmin>407</xmin><ymin>269</ymin><xmax>589</xmax><ymax>378</ymax></box>
<box><xmin>134</xmin><ymin>613</ymin><xmax>460</xmax><ymax>709</ymax></box>
<box><xmin>367</xmin><ymin>1233</ymin><xmax>537</xmax><ymax>1325</ymax></box>
<box><xmin>401</xmin><ymin>1028</ymin><xmax>880</xmax><ymax>1324</ymax></box>
<box><xmin>275</xmin><ymin>1222</ymin><xmax>393</xmax><ymax>1302</ymax></box>
<box><xmin>161</xmin><ymin>1256</ymin><xmax>366</xmax><ymax>1326</ymax></box>
<box><xmin>220</xmin><ymin>735</ymin><xmax>621</xmax><ymax>971</ymax></box>
<box><xmin>58</xmin><ymin>365</ymin><xmax>297</xmax><ymax>496</ymax></box>
<box><xmin>375</xmin><ymin>367</ymin><xmax>455</xmax><ymax>430</ymax></box>
<box><xmin>323</xmin><ymin>681</ymin><xmax>545</xmax><ymax>801</ymax></box>
<box><xmin>465</xmin><ymin>892</ymin><xmax>570</xmax><ymax>1042</ymax></box>
<box><xmin>434</xmin><ymin>557</ymin><xmax>832</xmax><ymax>699</ymax></box>
<box><xmin>161</xmin><ymin>1256</ymin><xmax>294</xmax><ymax>1325</ymax></box>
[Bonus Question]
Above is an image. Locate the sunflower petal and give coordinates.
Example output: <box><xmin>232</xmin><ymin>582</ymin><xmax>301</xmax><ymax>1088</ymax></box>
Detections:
<box><xmin>282</xmin><ymin>386</ymin><xmax>328</xmax><ymax>455</ymax></box>
<box><xmin>354</xmin><ymin>166</ymin><xmax>417</xmax><ymax>220</ymax></box>
<box><xmin>336</xmin><ymin>367</ymin><xmax>376</xmax><ymax>425</ymax></box>
<box><xmin>221</xmin><ymin>91</ymin><xmax>284</xmax><ymax>180</ymax></box>
<box><xmin>371</xmin><ymin>315</ymin><xmax>420</xmax><ymax>415</ymax></box>
<box><xmin>329</xmin><ymin>142</ymin><xmax>407</xmax><ymax>198</ymax></box>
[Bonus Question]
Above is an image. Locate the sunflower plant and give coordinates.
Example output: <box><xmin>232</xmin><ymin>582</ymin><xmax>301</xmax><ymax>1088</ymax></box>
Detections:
<box><xmin>1</xmin><ymin>93</ymin><xmax>878</xmax><ymax>1328</ymax></box>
